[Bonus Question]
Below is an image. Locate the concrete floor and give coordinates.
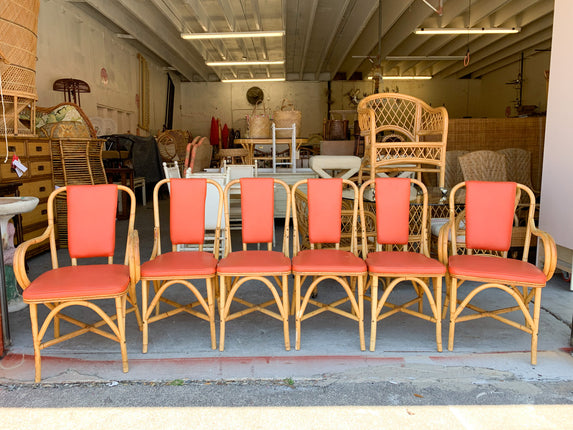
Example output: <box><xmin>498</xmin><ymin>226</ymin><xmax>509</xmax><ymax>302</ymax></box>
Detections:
<box><xmin>1</xmin><ymin>198</ymin><xmax>573</xmax><ymax>386</ymax></box>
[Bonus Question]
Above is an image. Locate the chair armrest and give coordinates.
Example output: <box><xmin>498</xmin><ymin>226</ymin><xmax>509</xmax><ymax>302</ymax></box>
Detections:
<box><xmin>530</xmin><ymin>222</ymin><xmax>557</xmax><ymax>280</ymax></box>
<box><xmin>13</xmin><ymin>226</ymin><xmax>53</xmax><ymax>290</ymax></box>
<box><xmin>437</xmin><ymin>219</ymin><xmax>453</xmax><ymax>266</ymax></box>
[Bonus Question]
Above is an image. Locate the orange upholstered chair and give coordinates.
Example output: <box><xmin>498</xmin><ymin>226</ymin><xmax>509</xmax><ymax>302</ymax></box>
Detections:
<box><xmin>359</xmin><ymin>178</ymin><xmax>446</xmax><ymax>352</ymax></box>
<box><xmin>438</xmin><ymin>181</ymin><xmax>557</xmax><ymax>364</ymax></box>
<box><xmin>139</xmin><ymin>178</ymin><xmax>224</xmax><ymax>352</ymax></box>
<box><xmin>14</xmin><ymin>184</ymin><xmax>141</xmax><ymax>382</ymax></box>
<box><xmin>217</xmin><ymin>177</ymin><xmax>291</xmax><ymax>351</ymax></box>
<box><xmin>291</xmin><ymin>178</ymin><xmax>367</xmax><ymax>351</ymax></box>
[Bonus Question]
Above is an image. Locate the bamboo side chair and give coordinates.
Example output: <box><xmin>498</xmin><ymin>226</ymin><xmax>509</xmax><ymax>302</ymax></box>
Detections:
<box><xmin>437</xmin><ymin>181</ymin><xmax>557</xmax><ymax>364</ymax></box>
<box><xmin>360</xmin><ymin>177</ymin><xmax>446</xmax><ymax>352</ymax></box>
<box><xmin>291</xmin><ymin>178</ymin><xmax>367</xmax><ymax>351</ymax></box>
<box><xmin>217</xmin><ymin>177</ymin><xmax>292</xmax><ymax>351</ymax></box>
<box><xmin>14</xmin><ymin>184</ymin><xmax>141</xmax><ymax>382</ymax></box>
<box><xmin>138</xmin><ymin>178</ymin><xmax>224</xmax><ymax>352</ymax></box>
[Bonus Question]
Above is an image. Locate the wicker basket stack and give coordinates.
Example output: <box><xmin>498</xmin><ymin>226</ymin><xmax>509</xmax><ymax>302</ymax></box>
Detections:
<box><xmin>0</xmin><ymin>0</ymin><xmax>40</xmax><ymax>136</ymax></box>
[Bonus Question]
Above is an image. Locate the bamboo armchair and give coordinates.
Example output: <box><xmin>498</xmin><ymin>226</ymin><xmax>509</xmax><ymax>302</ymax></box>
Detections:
<box><xmin>14</xmin><ymin>184</ymin><xmax>141</xmax><ymax>382</ymax></box>
<box><xmin>438</xmin><ymin>181</ymin><xmax>557</xmax><ymax>364</ymax></box>
<box><xmin>357</xmin><ymin>93</ymin><xmax>449</xmax><ymax>187</ymax></box>
<box><xmin>360</xmin><ymin>178</ymin><xmax>446</xmax><ymax>352</ymax></box>
<box><xmin>139</xmin><ymin>178</ymin><xmax>224</xmax><ymax>352</ymax></box>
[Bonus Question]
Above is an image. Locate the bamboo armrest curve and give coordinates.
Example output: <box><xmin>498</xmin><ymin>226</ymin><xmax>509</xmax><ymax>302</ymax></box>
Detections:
<box><xmin>529</xmin><ymin>224</ymin><xmax>557</xmax><ymax>280</ymax></box>
<box><xmin>128</xmin><ymin>229</ymin><xmax>141</xmax><ymax>283</ymax></box>
<box><xmin>14</xmin><ymin>226</ymin><xmax>53</xmax><ymax>290</ymax></box>
<box><xmin>437</xmin><ymin>220</ymin><xmax>453</xmax><ymax>265</ymax></box>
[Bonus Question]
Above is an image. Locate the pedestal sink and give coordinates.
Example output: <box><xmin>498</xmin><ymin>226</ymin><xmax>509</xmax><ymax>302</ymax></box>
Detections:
<box><xmin>0</xmin><ymin>197</ymin><xmax>39</xmax><ymax>314</ymax></box>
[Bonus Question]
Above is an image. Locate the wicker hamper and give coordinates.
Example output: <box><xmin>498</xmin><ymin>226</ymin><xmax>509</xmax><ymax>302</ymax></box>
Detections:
<box><xmin>273</xmin><ymin>99</ymin><xmax>301</xmax><ymax>138</ymax></box>
<box><xmin>248</xmin><ymin>101</ymin><xmax>271</xmax><ymax>138</ymax></box>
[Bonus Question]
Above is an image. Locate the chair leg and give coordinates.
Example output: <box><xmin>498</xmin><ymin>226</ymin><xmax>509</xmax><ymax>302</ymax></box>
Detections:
<box><xmin>295</xmin><ymin>275</ymin><xmax>302</xmax><ymax>350</ymax></box>
<box><xmin>29</xmin><ymin>303</ymin><xmax>42</xmax><ymax>383</ymax></box>
<box><xmin>115</xmin><ymin>296</ymin><xmax>128</xmax><ymax>373</ymax></box>
<box><xmin>142</xmin><ymin>280</ymin><xmax>149</xmax><ymax>353</ymax></box>
<box><xmin>358</xmin><ymin>275</ymin><xmax>365</xmax><ymax>351</ymax></box>
<box><xmin>206</xmin><ymin>277</ymin><xmax>217</xmax><ymax>350</ymax></box>
<box><xmin>434</xmin><ymin>277</ymin><xmax>443</xmax><ymax>353</ymax></box>
<box><xmin>369</xmin><ymin>275</ymin><xmax>379</xmax><ymax>352</ymax></box>
<box><xmin>531</xmin><ymin>287</ymin><xmax>542</xmax><ymax>365</ymax></box>
<box><xmin>281</xmin><ymin>274</ymin><xmax>291</xmax><ymax>351</ymax></box>
<box><xmin>448</xmin><ymin>277</ymin><xmax>459</xmax><ymax>351</ymax></box>
<box><xmin>219</xmin><ymin>275</ymin><xmax>227</xmax><ymax>352</ymax></box>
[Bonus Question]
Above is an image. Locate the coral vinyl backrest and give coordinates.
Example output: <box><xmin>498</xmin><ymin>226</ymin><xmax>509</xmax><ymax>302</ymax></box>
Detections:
<box><xmin>374</xmin><ymin>178</ymin><xmax>411</xmax><ymax>245</ymax></box>
<box><xmin>67</xmin><ymin>184</ymin><xmax>118</xmax><ymax>259</ymax></box>
<box><xmin>308</xmin><ymin>178</ymin><xmax>342</xmax><ymax>244</ymax></box>
<box><xmin>170</xmin><ymin>178</ymin><xmax>207</xmax><ymax>245</ymax></box>
<box><xmin>464</xmin><ymin>181</ymin><xmax>516</xmax><ymax>251</ymax></box>
<box><xmin>240</xmin><ymin>178</ymin><xmax>275</xmax><ymax>244</ymax></box>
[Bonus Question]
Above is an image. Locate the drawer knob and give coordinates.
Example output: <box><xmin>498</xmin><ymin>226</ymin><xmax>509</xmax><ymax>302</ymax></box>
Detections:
<box><xmin>41</xmin><ymin>209</ymin><xmax>47</xmax><ymax>215</ymax></box>
<box><xmin>39</xmin><ymin>187</ymin><xmax>46</xmax><ymax>192</ymax></box>
<box><xmin>38</xmin><ymin>165</ymin><xmax>44</xmax><ymax>171</ymax></box>
<box><xmin>36</xmin><ymin>146</ymin><xmax>42</xmax><ymax>152</ymax></box>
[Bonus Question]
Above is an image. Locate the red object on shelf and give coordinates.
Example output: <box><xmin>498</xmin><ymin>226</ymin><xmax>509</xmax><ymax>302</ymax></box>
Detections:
<box><xmin>221</xmin><ymin>124</ymin><xmax>229</xmax><ymax>149</ymax></box>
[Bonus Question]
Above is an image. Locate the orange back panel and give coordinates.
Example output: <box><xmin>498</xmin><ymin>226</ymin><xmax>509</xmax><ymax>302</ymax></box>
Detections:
<box><xmin>465</xmin><ymin>181</ymin><xmax>516</xmax><ymax>251</ymax></box>
<box><xmin>308</xmin><ymin>178</ymin><xmax>342</xmax><ymax>244</ymax></box>
<box><xmin>240</xmin><ymin>178</ymin><xmax>274</xmax><ymax>244</ymax></box>
<box><xmin>170</xmin><ymin>178</ymin><xmax>207</xmax><ymax>245</ymax></box>
<box><xmin>375</xmin><ymin>178</ymin><xmax>410</xmax><ymax>245</ymax></box>
<box><xmin>67</xmin><ymin>184</ymin><xmax>118</xmax><ymax>258</ymax></box>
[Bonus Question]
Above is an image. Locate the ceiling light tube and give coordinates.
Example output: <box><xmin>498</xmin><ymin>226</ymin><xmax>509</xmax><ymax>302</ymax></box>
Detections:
<box><xmin>415</xmin><ymin>27</ymin><xmax>520</xmax><ymax>35</ymax></box>
<box><xmin>221</xmin><ymin>77</ymin><xmax>286</xmax><ymax>83</ymax></box>
<box><xmin>182</xmin><ymin>30</ymin><xmax>285</xmax><ymax>40</ymax></box>
<box><xmin>386</xmin><ymin>56</ymin><xmax>466</xmax><ymax>61</ymax></box>
<box><xmin>367</xmin><ymin>76</ymin><xmax>432</xmax><ymax>80</ymax></box>
<box><xmin>206</xmin><ymin>60</ymin><xmax>285</xmax><ymax>66</ymax></box>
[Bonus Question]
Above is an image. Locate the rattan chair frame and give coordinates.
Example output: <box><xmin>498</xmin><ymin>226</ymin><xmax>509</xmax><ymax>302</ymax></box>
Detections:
<box><xmin>291</xmin><ymin>179</ymin><xmax>366</xmax><ymax>351</ymax></box>
<box><xmin>359</xmin><ymin>178</ymin><xmax>444</xmax><ymax>352</ymax></box>
<box><xmin>437</xmin><ymin>181</ymin><xmax>557</xmax><ymax>364</ymax></box>
<box><xmin>138</xmin><ymin>178</ymin><xmax>224</xmax><ymax>353</ymax></box>
<box><xmin>357</xmin><ymin>93</ymin><xmax>449</xmax><ymax>186</ymax></box>
<box><xmin>218</xmin><ymin>178</ymin><xmax>292</xmax><ymax>351</ymax></box>
<box><xmin>13</xmin><ymin>185</ymin><xmax>140</xmax><ymax>382</ymax></box>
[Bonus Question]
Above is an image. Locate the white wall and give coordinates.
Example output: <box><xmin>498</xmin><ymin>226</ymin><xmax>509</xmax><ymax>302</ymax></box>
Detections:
<box><xmin>180</xmin><ymin>81</ymin><xmax>327</xmax><ymax>138</ymax></box>
<box><xmin>35</xmin><ymin>0</ymin><xmax>176</xmax><ymax>136</ymax></box>
<box><xmin>539</xmin><ymin>0</ymin><xmax>572</xmax><ymax>249</ymax></box>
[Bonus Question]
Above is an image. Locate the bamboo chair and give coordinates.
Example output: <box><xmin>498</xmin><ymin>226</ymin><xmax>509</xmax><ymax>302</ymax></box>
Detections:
<box><xmin>458</xmin><ymin>150</ymin><xmax>508</xmax><ymax>182</ymax></box>
<box><xmin>139</xmin><ymin>178</ymin><xmax>224</xmax><ymax>352</ymax></box>
<box><xmin>14</xmin><ymin>184</ymin><xmax>141</xmax><ymax>382</ymax></box>
<box><xmin>291</xmin><ymin>178</ymin><xmax>367</xmax><ymax>351</ymax></box>
<box><xmin>437</xmin><ymin>181</ymin><xmax>557</xmax><ymax>364</ymax></box>
<box><xmin>360</xmin><ymin>178</ymin><xmax>446</xmax><ymax>352</ymax></box>
<box><xmin>217</xmin><ymin>177</ymin><xmax>291</xmax><ymax>351</ymax></box>
<box><xmin>357</xmin><ymin>93</ymin><xmax>449</xmax><ymax>187</ymax></box>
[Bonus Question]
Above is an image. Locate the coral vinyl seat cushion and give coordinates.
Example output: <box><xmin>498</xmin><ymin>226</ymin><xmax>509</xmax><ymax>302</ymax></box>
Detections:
<box><xmin>217</xmin><ymin>250</ymin><xmax>291</xmax><ymax>274</ymax></box>
<box><xmin>366</xmin><ymin>251</ymin><xmax>446</xmax><ymax>275</ymax></box>
<box><xmin>140</xmin><ymin>251</ymin><xmax>218</xmax><ymax>277</ymax></box>
<box><xmin>448</xmin><ymin>254</ymin><xmax>546</xmax><ymax>285</ymax></box>
<box><xmin>292</xmin><ymin>249</ymin><xmax>367</xmax><ymax>273</ymax></box>
<box><xmin>22</xmin><ymin>265</ymin><xmax>130</xmax><ymax>301</ymax></box>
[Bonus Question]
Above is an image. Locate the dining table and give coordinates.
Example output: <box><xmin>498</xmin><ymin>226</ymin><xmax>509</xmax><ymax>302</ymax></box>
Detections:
<box><xmin>234</xmin><ymin>137</ymin><xmax>308</xmax><ymax>170</ymax></box>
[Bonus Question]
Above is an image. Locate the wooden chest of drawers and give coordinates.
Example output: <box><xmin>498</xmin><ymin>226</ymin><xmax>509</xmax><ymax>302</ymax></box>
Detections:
<box><xmin>0</xmin><ymin>137</ymin><xmax>53</xmax><ymax>257</ymax></box>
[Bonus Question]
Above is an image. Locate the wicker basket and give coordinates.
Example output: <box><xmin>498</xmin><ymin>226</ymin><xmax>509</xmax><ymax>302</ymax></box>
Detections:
<box><xmin>273</xmin><ymin>99</ymin><xmax>301</xmax><ymax>138</ymax></box>
<box><xmin>248</xmin><ymin>101</ymin><xmax>271</xmax><ymax>138</ymax></box>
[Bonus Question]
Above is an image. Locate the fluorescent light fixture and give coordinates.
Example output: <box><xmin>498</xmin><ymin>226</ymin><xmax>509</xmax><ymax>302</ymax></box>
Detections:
<box><xmin>415</xmin><ymin>27</ymin><xmax>520</xmax><ymax>35</ymax></box>
<box><xmin>206</xmin><ymin>60</ymin><xmax>285</xmax><ymax>66</ymax></box>
<box><xmin>221</xmin><ymin>77</ymin><xmax>286</xmax><ymax>83</ymax></box>
<box><xmin>182</xmin><ymin>30</ymin><xmax>285</xmax><ymax>40</ymax></box>
<box><xmin>368</xmin><ymin>76</ymin><xmax>432</xmax><ymax>80</ymax></box>
<box><xmin>386</xmin><ymin>56</ymin><xmax>466</xmax><ymax>61</ymax></box>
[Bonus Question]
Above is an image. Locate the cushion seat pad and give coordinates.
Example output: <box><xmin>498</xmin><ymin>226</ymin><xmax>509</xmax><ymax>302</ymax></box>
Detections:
<box><xmin>217</xmin><ymin>250</ymin><xmax>291</xmax><ymax>274</ymax></box>
<box><xmin>141</xmin><ymin>251</ymin><xmax>218</xmax><ymax>278</ymax></box>
<box><xmin>366</xmin><ymin>251</ymin><xmax>446</xmax><ymax>276</ymax></box>
<box><xmin>292</xmin><ymin>249</ymin><xmax>366</xmax><ymax>273</ymax></box>
<box><xmin>23</xmin><ymin>265</ymin><xmax>130</xmax><ymax>302</ymax></box>
<box><xmin>448</xmin><ymin>254</ymin><xmax>546</xmax><ymax>286</ymax></box>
